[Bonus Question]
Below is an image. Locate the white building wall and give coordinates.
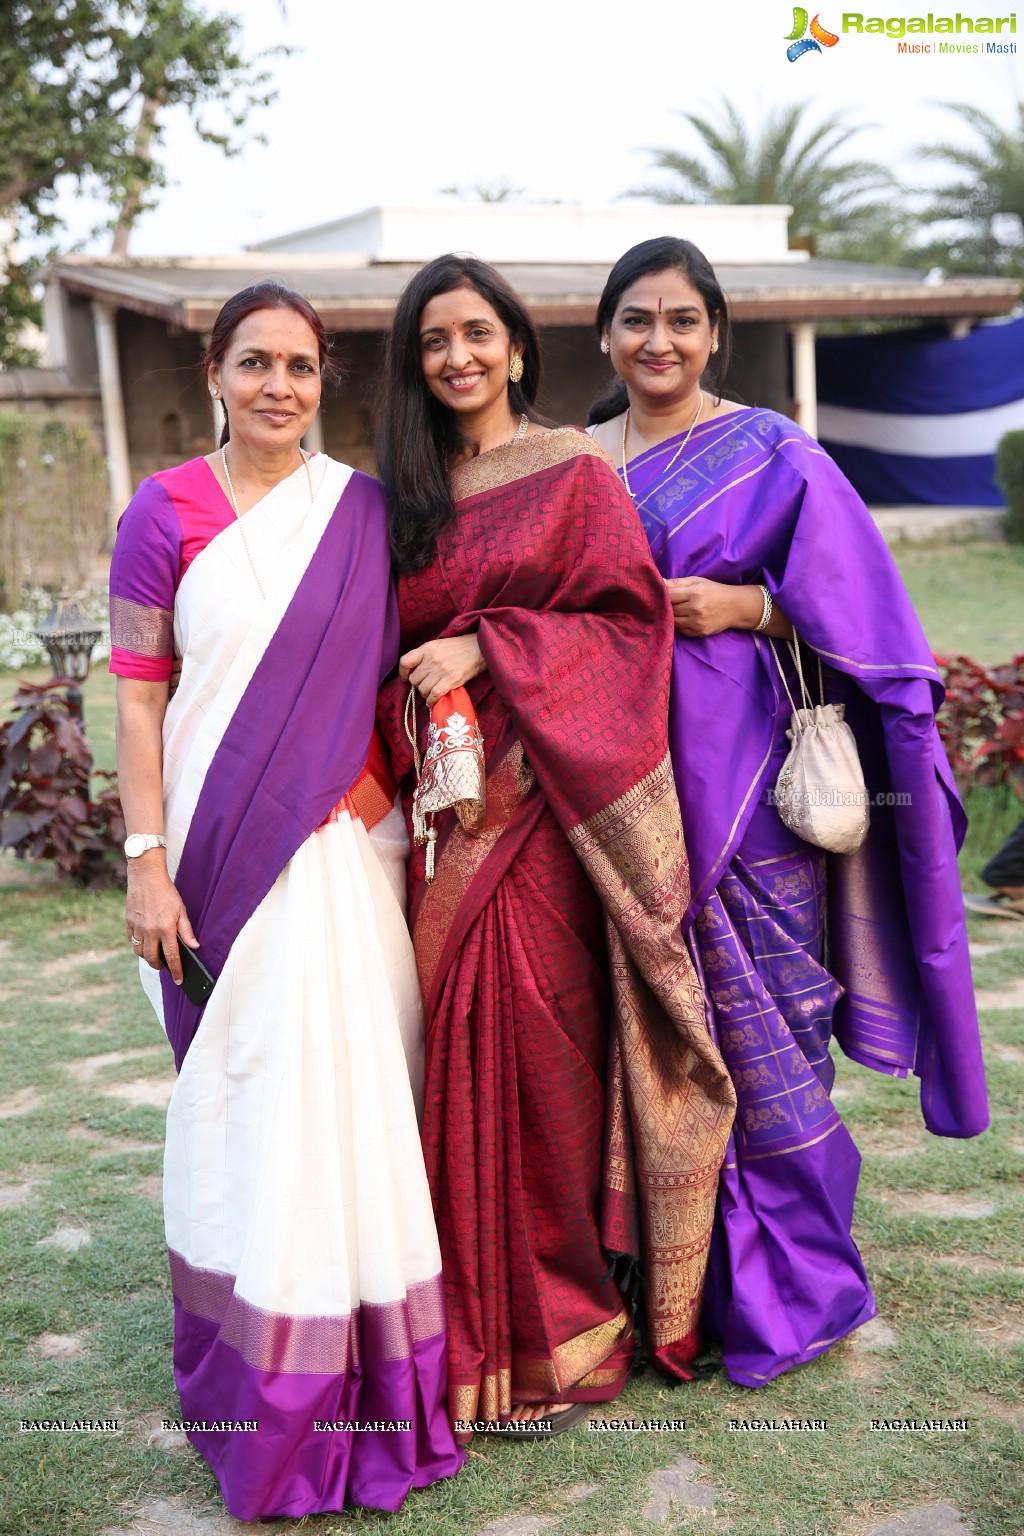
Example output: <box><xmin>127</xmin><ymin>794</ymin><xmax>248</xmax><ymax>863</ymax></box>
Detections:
<box><xmin>252</xmin><ymin>203</ymin><xmax>805</xmax><ymax>267</ymax></box>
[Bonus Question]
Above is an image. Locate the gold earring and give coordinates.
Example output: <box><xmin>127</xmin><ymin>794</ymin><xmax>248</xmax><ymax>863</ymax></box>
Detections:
<box><xmin>710</xmin><ymin>339</ymin><xmax>719</xmax><ymax>355</ymax></box>
<box><xmin>210</xmin><ymin>388</ymin><xmax>219</xmax><ymax>397</ymax></box>
<box><xmin>600</xmin><ymin>339</ymin><xmax>610</xmax><ymax>355</ymax></box>
<box><xmin>509</xmin><ymin>355</ymin><xmax>524</xmax><ymax>384</ymax></box>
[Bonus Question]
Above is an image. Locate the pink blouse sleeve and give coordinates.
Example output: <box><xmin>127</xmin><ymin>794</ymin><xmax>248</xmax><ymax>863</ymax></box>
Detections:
<box><xmin>108</xmin><ymin>478</ymin><xmax>182</xmax><ymax>681</ymax></box>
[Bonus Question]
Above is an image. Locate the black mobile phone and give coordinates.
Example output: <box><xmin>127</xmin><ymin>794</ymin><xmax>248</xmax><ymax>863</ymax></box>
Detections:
<box><xmin>159</xmin><ymin>937</ymin><xmax>216</xmax><ymax>1005</ymax></box>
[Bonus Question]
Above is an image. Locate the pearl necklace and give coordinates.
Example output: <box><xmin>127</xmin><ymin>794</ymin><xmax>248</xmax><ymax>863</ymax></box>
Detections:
<box><xmin>620</xmin><ymin>391</ymin><xmax>705</xmax><ymax>508</ymax></box>
<box><xmin>221</xmin><ymin>445</ymin><xmax>313</xmax><ymax>599</ymax></box>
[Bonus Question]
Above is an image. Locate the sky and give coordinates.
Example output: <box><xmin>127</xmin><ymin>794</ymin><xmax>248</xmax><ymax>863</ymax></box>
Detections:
<box><xmin>48</xmin><ymin>0</ymin><xmax>1024</xmax><ymax>257</ymax></box>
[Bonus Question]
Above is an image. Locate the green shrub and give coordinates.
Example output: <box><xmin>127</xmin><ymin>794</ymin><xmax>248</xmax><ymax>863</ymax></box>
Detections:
<box><xmin>995</xmin><ymin>428</ymin><xmax>1024</xmax><ymax>544</ymax></box>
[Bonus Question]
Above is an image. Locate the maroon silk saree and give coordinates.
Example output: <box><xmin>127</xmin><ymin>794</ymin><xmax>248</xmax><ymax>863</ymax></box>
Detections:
<box><xmin>379</xmin><ymin>431</ymin><xmax>735</xmax><ymax>1432</ymax></box>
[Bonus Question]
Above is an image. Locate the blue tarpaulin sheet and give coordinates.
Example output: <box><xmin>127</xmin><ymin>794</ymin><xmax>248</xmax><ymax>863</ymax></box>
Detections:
<box><xmin>816</xmin><ymin>315</ymin><xmax>1024</xmax><ymax>506</ymax></box>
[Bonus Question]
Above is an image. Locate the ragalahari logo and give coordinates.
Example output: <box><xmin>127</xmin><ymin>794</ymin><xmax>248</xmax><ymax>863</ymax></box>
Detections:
<box><xmin>785</xmin><ymin>8</ymin><xmax>840</xmax><ymax>58</ymax></box>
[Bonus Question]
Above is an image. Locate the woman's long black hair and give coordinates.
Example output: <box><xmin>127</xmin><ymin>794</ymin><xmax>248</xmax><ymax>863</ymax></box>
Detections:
<box><xmin>587</xmin><ymin>237</ymin><xmax>733</xmax><ymax>426</ymax></box>
<box><xmin>377</xmin><ymin>254</ymin><xmax>544</xmax><ymax>573</ymax></box>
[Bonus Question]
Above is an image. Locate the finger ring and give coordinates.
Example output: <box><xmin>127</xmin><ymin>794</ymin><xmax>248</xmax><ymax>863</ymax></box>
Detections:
<box><xmin>130</xmin><ymin>935</ymin><xmax>142</xmax><ymax>947</ymax></box>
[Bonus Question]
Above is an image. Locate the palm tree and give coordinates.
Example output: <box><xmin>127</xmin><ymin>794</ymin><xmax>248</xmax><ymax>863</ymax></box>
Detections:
<box><xmin>915</xmin><ymin>100</ymin><xmax>1024</xmax><ymax>275</ymax></box>
<box><xmin>627</xmin><ymin>98</ymin><xmax>900</xmax><ymax>259</ymax></box>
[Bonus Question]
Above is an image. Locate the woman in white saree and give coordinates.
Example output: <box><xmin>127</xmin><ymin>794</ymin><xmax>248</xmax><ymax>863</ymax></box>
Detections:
<box><xmin>109</xmin><ymin>283</ymin><xmax>463</xmax><ymax>1519</ymax></box>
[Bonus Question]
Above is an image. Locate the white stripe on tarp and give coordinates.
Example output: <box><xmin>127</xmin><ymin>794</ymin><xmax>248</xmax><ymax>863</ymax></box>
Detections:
<box><xmin>818</xmin><ymin>398</ymin><xmax>1024</xmax><ymax>458</ymax></box>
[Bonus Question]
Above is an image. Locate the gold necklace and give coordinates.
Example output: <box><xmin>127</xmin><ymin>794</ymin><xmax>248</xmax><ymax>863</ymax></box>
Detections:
<box><xmin>221</xmin><ymin>445</ymin><xmax>314</xmax><ymax>600</ymax></box>
<box><xmin>620</xmin><ymin>391</ymin><xmax>705</xmax><ymax>507</ymax></box>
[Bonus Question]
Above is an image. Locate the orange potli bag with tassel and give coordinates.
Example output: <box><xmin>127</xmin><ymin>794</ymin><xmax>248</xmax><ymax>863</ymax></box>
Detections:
<box><xmin>404</xmin><ymin>685</ymin><xmax>486</xmax><ymax>881</ymax></box>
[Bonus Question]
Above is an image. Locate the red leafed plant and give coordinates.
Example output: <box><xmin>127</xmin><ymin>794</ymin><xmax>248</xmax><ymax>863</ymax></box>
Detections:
<box><xmin>934</xmin><ymin>653</ymin><xmax>1024</xmax><ymax>798</ymax></box>
<box><xmin>0</xmin><ymin>679</ymin><xmax>126</xmax><ymax>886</ymax></box>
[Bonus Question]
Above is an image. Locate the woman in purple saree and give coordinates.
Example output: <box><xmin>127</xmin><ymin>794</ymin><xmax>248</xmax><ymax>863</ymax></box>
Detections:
<box><xmin>589</xmin><ymin>237</ymin><xmax>988</xmax><ymax>1387</ymax></box>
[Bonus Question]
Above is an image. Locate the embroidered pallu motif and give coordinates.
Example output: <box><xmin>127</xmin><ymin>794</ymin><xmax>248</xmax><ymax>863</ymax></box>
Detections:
<box><xmin>379</xmin><ymin>431</ymin><xmax>735</xmax><ymax>1409</ymax></box>
<box><xmin>624</xmin><ymin>407</ymin><xmax>987</xmax><ymax>1140</ymax></box>
<box><xmin>692</xmin><ymin>839</ymin><xmax>876</xmax><ymax>1384</ymax></box>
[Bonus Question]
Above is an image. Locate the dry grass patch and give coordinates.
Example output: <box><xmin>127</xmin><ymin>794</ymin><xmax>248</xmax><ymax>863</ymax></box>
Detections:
<box><xmin>972</xmin><ymin>1310</ymin><xmax>1024</xmax><ymax>1347</ymax></box>
<box><xmin>934</xmin><ymin>1253</ymin><xmax>1024</xmax><ymax>1278</ymax></box>
<box><xmin>67</xmin><ymin>1047</ymin><xmax>167</xmax><ymax>1085</ymax></box>
<box><xmin>0</xmin><ymin>1178</ymin><xmax>41</xmax><ymax>1209</ymax></box>
<box><xmin>66</xmin><ymin>981</ymin><xmax>122</xmax><ymax>1003</ymax></box>
<box><xmin>133</xmin><ymin>1412</ymin><xmax>190</xmax><ymax>1453</ymax></box>
<box><xmin>30</xmin><ymin>1330</ymin><xmax>91</xmax><ymax>1360</ymax></box>
<box><xmin>974</xmin><ymin>978</ymin><xmax>1024</xmax><ymax>1010</ymax></box>
<box><xmin>969</xmin><ymin>1392</ymin><xmax>1024</xmax><ymax>1428</ymax></box>
<box><xmin>856</xmin><ymin>1126</ymin><xmax>922</xmax><ymax>1158</ymax></box>
<box><xmin>878</xmin><ymin>1192</ymin><xmax>997</xmax><ymax>1219</ymax></box>
<box><xmin>38</xmin><ymin>1221</ymin><xmax>92</xmax><ymax>1252</ymax></box>
<box><xmin>0</xmin><ymin>1085</ymin><xmax>47</xmax><ymax>1117</ymax></box>
<box><xmin>101</xmin><ymin>1076</ymin><xmax>173</xmax><ymax>1109</ymax></box>
<box><xmin>38</xmin><ymin>947</ymin><xmax>128</xmax><ymax>979</ymax></box>
<box><xmin>985</xmin><ymin>1042</ymin><xmax>1024</xmax><ymax>1064</ymax></box>
<box><xmin>67</xmin><ymin>1124</ymin><xmax>161</xmax><ymax>1156</ymax></box>
<box><xmin>102</xmin><ymin>1494</ymin><xmax>262</xmax><ymax>1535</ymax></box>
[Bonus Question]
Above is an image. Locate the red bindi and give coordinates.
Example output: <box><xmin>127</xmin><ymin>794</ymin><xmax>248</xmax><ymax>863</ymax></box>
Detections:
<box><xmin>657</xmin><ymin>297</ymin><xmax>663</xmax><ymax>314</ymax></box>
<box><xmin>276</xmin><ymin>351</ymin><xmax>284</xmax><ymax>358</ymax></box>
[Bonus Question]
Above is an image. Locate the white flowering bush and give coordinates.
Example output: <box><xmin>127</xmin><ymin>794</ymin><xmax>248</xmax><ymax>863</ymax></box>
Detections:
<box><xmin>0</xmin><ymin>585</ymin><xmax>110</xmax><ymax>672</ymax></box>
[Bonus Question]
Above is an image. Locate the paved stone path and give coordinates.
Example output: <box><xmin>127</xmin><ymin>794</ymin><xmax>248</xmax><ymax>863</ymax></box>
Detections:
<box><xmin>863</xmin><ymin>1503</ymin><xmax>976</xmax><ymax>1536</ymax></box>
<box><xmin>849</xmin><ymin>1316</ymin><xmax>897</xmax><ymax>1352</ymax></box>
<box><xmin>870</xmin><ymin>506</ymin><xmax>1004</xmax><ymax>544</ymax></box>
<box><xmin>103</xmin><ymin>1497</ymin><xmax>256</xmax><ymax>1536</ymax></box>
<box><xmin>643</xmin><ymin>1455</ymin><xmax>717</xmax><ymax>1523</ymax></box>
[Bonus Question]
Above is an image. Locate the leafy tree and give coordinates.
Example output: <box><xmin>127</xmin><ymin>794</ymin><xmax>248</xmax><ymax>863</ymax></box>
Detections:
<box><xmin>914</xmin><ymin>100</ymin><xmax>1024</xmax><ymax>275</ymax></box>
<box><xmin>627</xmin><ymin>97</ymin><xmax>901</xmax><ymax>259</ymax></box>
<box><xmin>0</xmin><ymin>253</ymin><xmax>43</xmax><ymax>369</ymax></box>
<box><xmin>0</xmin><ymin>0</ymin><xmax>280</xmax><ymax>363</ymax></box>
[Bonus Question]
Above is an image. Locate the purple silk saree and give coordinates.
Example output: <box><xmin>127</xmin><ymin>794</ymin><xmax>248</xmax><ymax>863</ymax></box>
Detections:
<box><xmin>623</xmin><ymin>407</ymin><xmax>988</xmax><ymax>1385</ymax></box>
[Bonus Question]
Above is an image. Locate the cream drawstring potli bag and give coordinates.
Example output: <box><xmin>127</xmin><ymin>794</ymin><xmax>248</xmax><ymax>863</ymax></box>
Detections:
<box><xmin>769</xmin><ymin>637</ymin><xmax>870</xmax><ymax>855</ymax></box>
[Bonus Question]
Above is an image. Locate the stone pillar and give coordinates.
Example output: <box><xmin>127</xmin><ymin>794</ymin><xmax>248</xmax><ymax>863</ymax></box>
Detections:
<box><xmin>302</xmin><ymin>410</ymin><xmax>325</xmax><ymax>455</ymax></box>
<box><xmin>199</xmin><ymin>332</ymin><xmax>225</xmax><ymax>446</ymax></box>
<box><xmin>789</xmin><ymin>322</ymin><xmax>818</xmax><ymax>440</ymax></box>
<box><xmin>92</xmin><ymin>300</ymin><xmax>133</xmax><ymax>537</ymax></box>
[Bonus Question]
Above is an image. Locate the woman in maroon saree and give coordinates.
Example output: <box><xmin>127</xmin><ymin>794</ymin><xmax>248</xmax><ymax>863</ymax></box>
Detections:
<box><xmin>377</xmin><ymin>256</ymin><xmax>735</xmax><ymax>1438</ymax></box>
<box><xmin>589</xmin><ymin>237</ymin><xmax>988</xmax><ymax>1387</ymax></box>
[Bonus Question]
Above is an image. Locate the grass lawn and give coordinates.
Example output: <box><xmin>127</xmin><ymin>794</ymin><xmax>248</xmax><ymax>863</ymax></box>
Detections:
<box><xmin>892</xmin><ymin>540</ymin><xmax>1024</xmax><ymax>666</ymax></box>
<box><xmin>0</xmin><ymin>541</ymin><xmax>1022</xmax><ymax>1536</ymax></box>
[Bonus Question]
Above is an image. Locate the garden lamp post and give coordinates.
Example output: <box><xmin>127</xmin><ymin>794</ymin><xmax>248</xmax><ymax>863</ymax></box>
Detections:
<box><xmin>33</xmin><ymin>591</ymin><xmax>102</xmax><ymax>722</ymax></box>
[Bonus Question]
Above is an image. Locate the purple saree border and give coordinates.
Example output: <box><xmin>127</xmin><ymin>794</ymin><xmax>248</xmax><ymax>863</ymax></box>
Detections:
<box><xmin>169</xmin><ymin>1249</ymin><xmax>447</xmax><ymax>1376</ymax></box>
<box><xmin>172</xmin><ymin>1299</ymin><xmax>464</xmax><ymax>1519</ymax></box>
<box><xmin>161</xmin><ymin>472</ymin><xmax>398</xmax><ymax>1069</ymax></box>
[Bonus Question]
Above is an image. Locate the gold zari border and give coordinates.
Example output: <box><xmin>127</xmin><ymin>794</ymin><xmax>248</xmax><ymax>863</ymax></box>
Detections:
<box><xmin>450</xmin><ymin>427</ymin><xmax>609</xmax><ymax>502</ymax></box>
<box><xmin>569</xmin><ymin>755</ymin><xmax>736</xmax><ymax>1349</ymax></box>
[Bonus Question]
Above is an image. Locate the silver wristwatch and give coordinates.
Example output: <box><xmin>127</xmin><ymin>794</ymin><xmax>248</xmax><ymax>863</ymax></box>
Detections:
<box><xmin>124</xmin><ymin>833</ymin><xmax>168</xmax><ymax>859</ymax></box>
